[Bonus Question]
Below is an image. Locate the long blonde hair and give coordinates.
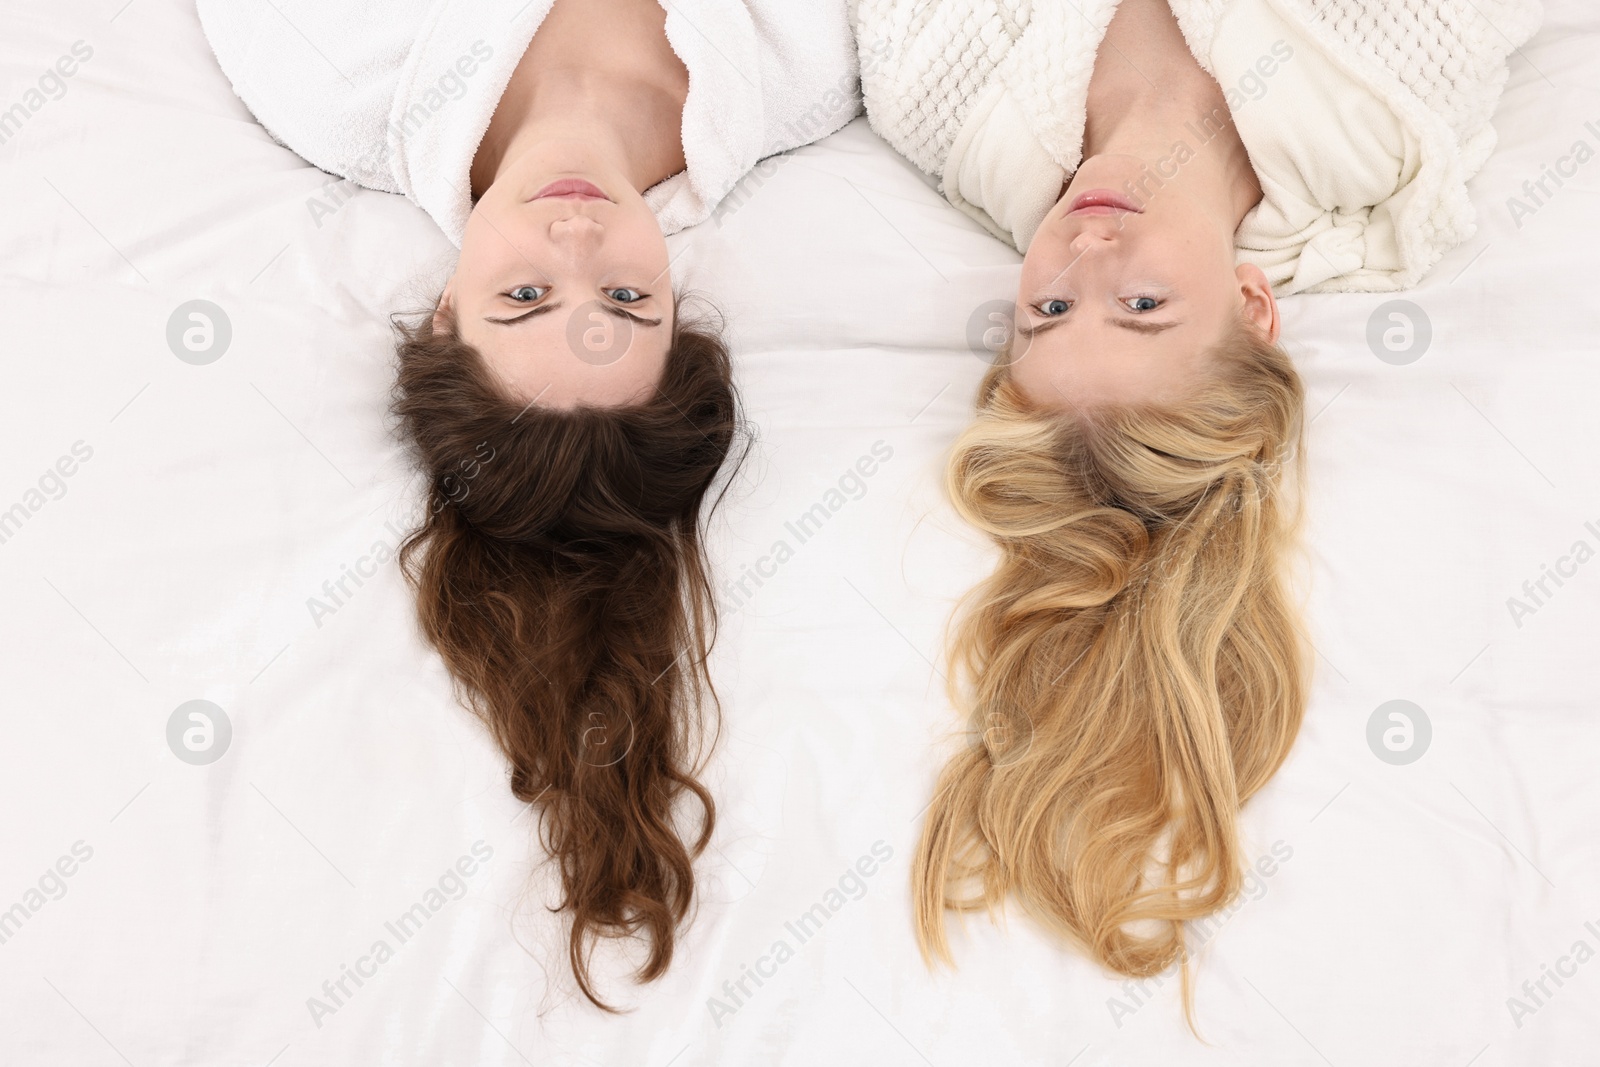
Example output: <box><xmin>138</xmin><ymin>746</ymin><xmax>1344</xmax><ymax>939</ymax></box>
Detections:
<box><xmin>915</xmin><ymin>318</ymin><xmax>1309</xmax><ymax>1026</ymax></box>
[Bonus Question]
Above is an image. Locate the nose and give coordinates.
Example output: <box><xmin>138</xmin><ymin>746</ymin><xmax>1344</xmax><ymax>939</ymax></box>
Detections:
<box><xmin>547</xmin><ymin>214</ymin><xmax>604</xmax><ymax>251</ymax></box>
<box><xmin>1068</xmin><ymin>228</ymin><xmax>1115</xmax><ymax>256</ymax></box>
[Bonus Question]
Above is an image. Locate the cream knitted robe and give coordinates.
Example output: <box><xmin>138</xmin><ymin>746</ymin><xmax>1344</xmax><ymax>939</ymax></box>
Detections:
<box><xmin>199</xmin><ymin>0</ymin><xmax>861</xmax><ymax>246</ymax></box>
<box><xmin>857</xmin><ymin>0</ymin><xmax>1542</xmax><ymax>294</ymax></box>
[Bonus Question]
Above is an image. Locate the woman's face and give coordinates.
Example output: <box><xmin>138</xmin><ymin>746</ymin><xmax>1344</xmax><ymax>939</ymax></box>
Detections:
<box><xmin>440</xmin><ymin>141</ymin><xmax>674</xmax><ymax>409</ymax></box>
<box><xmin>1010</xmin><ymin>154</ymin><xmax>1277</xmax><ymax>410</ymax></box>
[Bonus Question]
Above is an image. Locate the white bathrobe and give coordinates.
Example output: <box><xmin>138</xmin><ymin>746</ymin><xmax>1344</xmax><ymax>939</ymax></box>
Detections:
<box><xmin>857</xmin><ymin>0</ymin><xmax>1542</xmax><ymax>294</ymax></box>
<box><xmin>199</xmin><ymin>0</ymin><xmax>861</xmax><ymax>246</ymax></box>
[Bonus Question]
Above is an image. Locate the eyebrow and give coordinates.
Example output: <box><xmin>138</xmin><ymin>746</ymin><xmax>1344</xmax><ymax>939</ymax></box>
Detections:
<box><xmin>486</xmin><ymin>302</ymin><xmax>561</xmax><ymax>326</ymax></box>
<box><xmin>1018</xmin><ymin>316</ymin><xmax>1182</xmax><ymax>338</ymax></box>
<box><xmin>601</xmin><ymin>305</ymin><xmax>663</xmax><ymax>328</ymax></box>
<box><xmin>485</xmin><ymin>301</ymin><xmax>664</xmax><ymax>328</ymax></box>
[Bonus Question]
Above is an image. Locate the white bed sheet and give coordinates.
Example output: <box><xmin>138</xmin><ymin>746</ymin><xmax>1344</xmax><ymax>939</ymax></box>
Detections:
<box><xmin>2</xmin><ymin>2</ymin><xmax>1598</xmax><ymax>1065</ymax></box>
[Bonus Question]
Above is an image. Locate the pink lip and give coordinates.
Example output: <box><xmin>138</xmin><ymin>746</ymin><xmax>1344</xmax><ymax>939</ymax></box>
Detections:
<box><xmin>1067</xmin><ymin>189</ymin><xmax>1143</xmax><ymax>216</ymax></box>
<box><xmin>531</xmin><ymin>179</ymin><xmax>611</xmax><ymax>202</ymax></box>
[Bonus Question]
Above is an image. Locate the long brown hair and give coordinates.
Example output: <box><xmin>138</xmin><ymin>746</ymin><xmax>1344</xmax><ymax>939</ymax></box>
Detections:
<box><xmin>390</xmin><ymin>300</ymin><xmax>742</xmax><ymax>1009</ymax></box>
<box><xmin>915</xmin><ymin>317</ymin><xmax>1308</xmax><ymax>1029</ymax></box>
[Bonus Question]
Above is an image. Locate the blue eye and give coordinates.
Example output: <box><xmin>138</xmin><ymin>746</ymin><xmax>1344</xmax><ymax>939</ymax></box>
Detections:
<box><xmin>1125</xmin><ymin>296</ymin><xmax>1162</xmax><ymax>312</ymax></box>
<box><xmin>508</xmin><ymin>286</ymin><xmax>545</xmax><ymax>302</ymax></box>
<box><xmin>606</xmin><ymin>288</ymin><xmax>645</xmax><ymax>304</ymax></box>
<box><xmin>1039</xmin><ymin>299</ymin><xmax>1070</xmax><ymax>316</ymax></box>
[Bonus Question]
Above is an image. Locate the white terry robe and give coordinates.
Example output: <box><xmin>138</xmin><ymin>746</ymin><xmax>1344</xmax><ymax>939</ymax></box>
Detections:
<box><xmin>198</xmin><ymin>0</ymin><xmax>862</xmax><ymax>246</ymax></box>
<box><xmin>858</xmin><ymin>0</ymin><xmax>1542</xmax><ymax>295</ymax></box>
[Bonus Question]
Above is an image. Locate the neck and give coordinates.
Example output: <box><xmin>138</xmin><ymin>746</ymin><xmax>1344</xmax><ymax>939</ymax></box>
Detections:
<box><xmin>471</xmin><ymin>76</ymin><xmax>686</xmax><ymax>198</ymax></box>
<box><xmin>1081</xmin><ymin>94</ymin><xmax>1263</xmax><ymax>233</ymax></box>
<box><xmin>470</xmin><ymin>0</ymin><xmax>688</xmax><ymax>198</ymax></box>
<box><xmin>1074</xmin><ymin>0</ymin><xmax>1262</xmax><ymax>232</ymax></box>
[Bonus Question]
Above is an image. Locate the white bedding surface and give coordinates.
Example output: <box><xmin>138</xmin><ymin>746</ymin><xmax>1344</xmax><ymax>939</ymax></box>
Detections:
<box><xmin>3</xmin><ymin>2</ymin><xmax>1598</xmax><ymax>1065</ymax></box>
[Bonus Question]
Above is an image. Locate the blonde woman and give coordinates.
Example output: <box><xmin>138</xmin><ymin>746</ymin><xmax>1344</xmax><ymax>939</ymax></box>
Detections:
<box><xmin>858</xmin><ymin>0</ymin><xmax>1540</xmax><ymax>1019</ymax></box>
